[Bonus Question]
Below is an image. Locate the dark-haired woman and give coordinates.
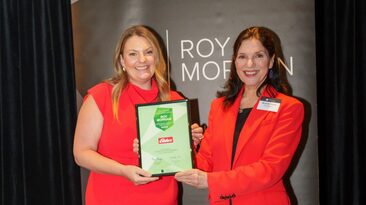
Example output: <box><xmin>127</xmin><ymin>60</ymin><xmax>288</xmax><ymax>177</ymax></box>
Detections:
<box><xmin>175</xmin><ymin>26</ymin><xmax>304</xmax><ymax>205</ymax></box>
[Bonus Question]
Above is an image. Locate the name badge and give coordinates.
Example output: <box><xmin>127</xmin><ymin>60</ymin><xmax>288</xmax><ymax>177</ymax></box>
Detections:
<box><xmin>256</xmin><ymin>97</ymin><xmax>281</xmax><ymax>112</ymax></box>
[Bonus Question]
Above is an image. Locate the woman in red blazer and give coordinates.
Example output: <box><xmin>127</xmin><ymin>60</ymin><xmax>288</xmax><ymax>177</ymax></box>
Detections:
<box><xmin>176</xmin><ymin>26</ymin><xmax>304</xmax><ymax>205</ymax></box>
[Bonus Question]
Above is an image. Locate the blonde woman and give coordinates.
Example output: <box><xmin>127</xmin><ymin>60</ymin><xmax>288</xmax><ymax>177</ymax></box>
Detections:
<box><xmin>74</xmin><ymin>25</ymin><xmax>202</xmax><ymax>205</ymax></box>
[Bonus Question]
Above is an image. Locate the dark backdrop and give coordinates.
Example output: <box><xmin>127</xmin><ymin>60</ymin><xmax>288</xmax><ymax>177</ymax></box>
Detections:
<box><xmin>1</xmin><ymin>0</ymin><xmax>81</xmax><ymax>204</ymax></box>
<box><xmin>72</xmin><ymin>0</ymin><xmax>317</xmax><ymax>204</ymax></box>
<box><xmin>315</xmin><ymin>0</ymin><xmax>366</xmax><ymax>204</ymax></box>
<box><xmin>1</xmin><ymin>0</ymin><xmax>366</xmax><ymax>204</ymax></box>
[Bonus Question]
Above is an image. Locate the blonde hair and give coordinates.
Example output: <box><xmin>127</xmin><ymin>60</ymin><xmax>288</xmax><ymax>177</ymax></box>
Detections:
<box><xmin>107</xmin><ymin>25</ymin><xmax>170</xmax><ymax>119</ymax></box>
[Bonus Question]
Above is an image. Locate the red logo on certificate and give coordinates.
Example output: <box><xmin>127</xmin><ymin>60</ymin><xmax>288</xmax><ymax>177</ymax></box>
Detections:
<box><xmin>158</xmin><ymin>137</ymin><xmax>174</xmax><ymax>144</ymax></box>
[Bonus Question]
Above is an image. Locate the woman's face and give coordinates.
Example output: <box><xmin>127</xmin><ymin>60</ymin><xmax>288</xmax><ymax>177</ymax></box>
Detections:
<box><xmin>120</xmin><ymin>35</ymin><xmax>156</xmax><ymax>89</ymax></box>
<box><xmin>235</xmin><ymin>38</ymin><xmax>274</xmax><ymax>90</ymax></box>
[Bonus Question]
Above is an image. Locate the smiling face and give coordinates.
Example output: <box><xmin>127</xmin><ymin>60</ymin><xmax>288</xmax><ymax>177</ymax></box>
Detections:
<box><xmin>120</xmin><ymin>35</ymin><xmax>156</xmax><ymax>90</ymax></box>
<box><xmin>235</xmin><ymin>38</ymin><xmax>274</xmax><ymax>91</ymax></box>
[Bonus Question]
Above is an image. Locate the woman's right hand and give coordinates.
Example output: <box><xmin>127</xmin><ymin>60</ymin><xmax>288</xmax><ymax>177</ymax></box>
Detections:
<box><xmin>122</xmin><ymin>165</ymin><xmax>159</xmax><ymax>185</ymax></box>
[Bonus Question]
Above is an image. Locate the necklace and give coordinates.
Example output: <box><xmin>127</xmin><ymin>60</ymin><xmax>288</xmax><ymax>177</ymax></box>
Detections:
<box><xmin>238</xmin><ymin>107</ymin><xmax>252</xmax><ymax>114</ymax></box>
<box><xmin>239</xmin><ymin>93</ymin><xmax>258</xmax><ymax>113</ymax></box>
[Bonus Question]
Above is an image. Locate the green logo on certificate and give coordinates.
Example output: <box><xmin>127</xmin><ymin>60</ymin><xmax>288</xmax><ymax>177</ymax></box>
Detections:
<box><xmin>154</xmin><ymin>108</ymin><xmax>174</xmax><ymax>131</ymax></box>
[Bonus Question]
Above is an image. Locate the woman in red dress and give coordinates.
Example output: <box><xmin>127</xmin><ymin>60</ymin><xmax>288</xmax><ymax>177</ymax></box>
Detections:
<box><xmin>73</xmin><ymin>25</ymin><xmax>202</xmax><ymax>205</ymax></box>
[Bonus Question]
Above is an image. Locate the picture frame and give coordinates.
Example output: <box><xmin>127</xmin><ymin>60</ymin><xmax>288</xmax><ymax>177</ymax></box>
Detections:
<box><xmin>136</xmin><ymin>99</ymin><xmax>194</xmax><ymax>176</ymax></box>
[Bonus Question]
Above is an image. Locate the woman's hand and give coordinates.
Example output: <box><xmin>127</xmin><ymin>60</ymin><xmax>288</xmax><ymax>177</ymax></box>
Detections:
<box><xmin>175</xmin><ymin>169</ymin><xmax>208</xmax><ymax>189</ymax></box>
<box><xmin>122</xmin><ymin>165</ymin><xmax>159</xmax><ymax>185</ymax></box>
<box><xmin>191</xmin><ymin>123</ymin><xmax>204</xmax><ymax>147</ymax></box>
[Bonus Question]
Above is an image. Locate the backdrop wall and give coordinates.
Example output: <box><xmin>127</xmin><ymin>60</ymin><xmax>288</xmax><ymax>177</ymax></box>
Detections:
<box><xmin>71</xmin><ymin>0</ymin><xmax>318</xmax><ymax>204</ymax></box>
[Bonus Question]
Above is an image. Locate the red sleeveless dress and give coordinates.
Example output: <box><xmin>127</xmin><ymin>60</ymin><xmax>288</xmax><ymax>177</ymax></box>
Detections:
<box><xmin>85</xmin><ymin>80</ymin><xmax>182</xmax><ymax>205</ymax></box>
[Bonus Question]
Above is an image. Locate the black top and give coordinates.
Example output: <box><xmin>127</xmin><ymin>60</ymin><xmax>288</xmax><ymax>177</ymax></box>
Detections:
<box><xmin>231</xmin><ymin>108</ymin><xmax>252</xmax><ymax>167</ymax></box>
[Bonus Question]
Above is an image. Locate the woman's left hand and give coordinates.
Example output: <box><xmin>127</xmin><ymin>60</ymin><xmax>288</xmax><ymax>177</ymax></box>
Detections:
<box><xmin>191</xmin><ymin>123</ymin><xmax>204</xmax><ymax>147</ymax></box>
<box><xmin>175</xmin><ymin>169</ymin><xmax>208</xmax><ymax>189</ymax></box>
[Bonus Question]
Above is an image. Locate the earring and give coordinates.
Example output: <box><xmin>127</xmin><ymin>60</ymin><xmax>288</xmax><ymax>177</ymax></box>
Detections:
<box><xmin>268</xmin><ymin>69</ymin><xmax>274</xmax><ymax>79</ymax></box>
<box><xmin>122</xmin><ymin>66</ymin><xmax>126</xmax><ymax>72</ymax></box>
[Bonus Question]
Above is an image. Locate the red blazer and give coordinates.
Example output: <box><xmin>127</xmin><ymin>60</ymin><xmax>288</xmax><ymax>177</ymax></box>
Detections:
<box><xmin>196</xmin><ymin>86</ymin><xmax>304</xmax><ymax>205</ymax></box>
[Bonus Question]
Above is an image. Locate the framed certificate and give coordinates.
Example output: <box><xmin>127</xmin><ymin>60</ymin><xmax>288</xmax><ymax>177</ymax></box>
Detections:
<box><xmin>136</xmin><ymin>99</ymin><xmax>194</xmax><ymax>176</ymax></box>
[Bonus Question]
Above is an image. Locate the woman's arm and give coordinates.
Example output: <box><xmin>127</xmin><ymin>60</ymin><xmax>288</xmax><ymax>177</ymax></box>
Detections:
<box><xmin>73</xmin><ymin>96</ymin><xmax>158</xmax><ymax>185</ymax></box>
<box><xmin>207</xmin><ymin>101</ymin><xmax>304</xmax><ymax>200</ymax></box>
<box><xmin>176</xmin><ymin>101</ymin><xmax>304</xmax><ymax>201</ymax></box>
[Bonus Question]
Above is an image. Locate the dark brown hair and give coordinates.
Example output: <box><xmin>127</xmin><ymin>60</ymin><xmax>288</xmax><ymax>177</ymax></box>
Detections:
<box><xmin>217</xmin><ymin>26</ymin><xmax>292</xmax><ymax>108</ymax></box>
